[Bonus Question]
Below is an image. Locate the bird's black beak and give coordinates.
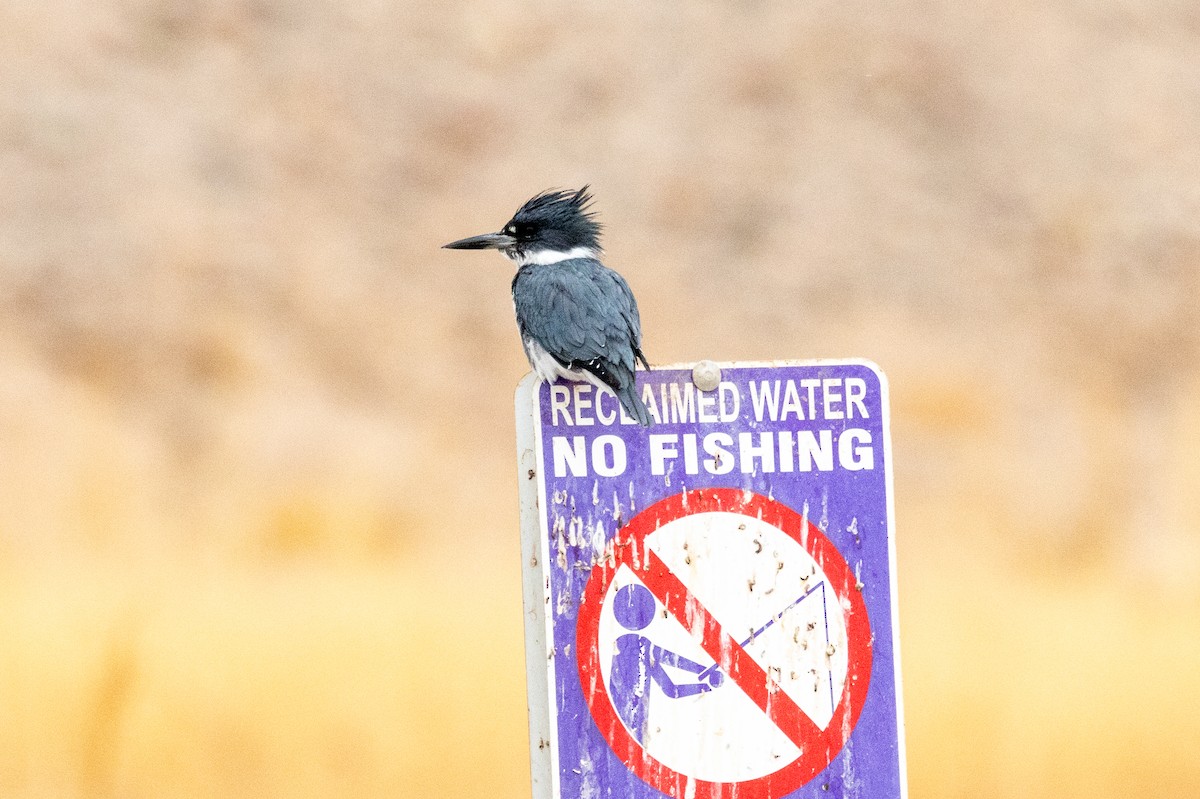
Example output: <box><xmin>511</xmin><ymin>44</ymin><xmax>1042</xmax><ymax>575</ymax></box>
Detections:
<box><xmin>442</xmin><ymin>232</ymin><xmax>517</xmax><ymax>250</ymax></box>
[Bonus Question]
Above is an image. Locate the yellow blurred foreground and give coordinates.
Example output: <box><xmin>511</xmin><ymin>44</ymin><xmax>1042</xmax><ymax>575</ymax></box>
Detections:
<box><xmin>2</xmin><ymin>540</ymin><xmax>1198</xmax><ymax>798</ymax></box>
<box><xmin>0</xmin><ymin>556</ymin><xmax>528</xmax><ymax>799</ymax></box>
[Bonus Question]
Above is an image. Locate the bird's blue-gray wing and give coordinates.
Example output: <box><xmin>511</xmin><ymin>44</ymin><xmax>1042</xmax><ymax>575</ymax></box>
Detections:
<box><xmin>512</xmin><ymin>259</ymin><xmax>644</xmax><ymax>384</ymax></box>
<box><xmin>610</xmin><ymin>268</ymin><xmax>649</xmax><ymax>370</ymax></box>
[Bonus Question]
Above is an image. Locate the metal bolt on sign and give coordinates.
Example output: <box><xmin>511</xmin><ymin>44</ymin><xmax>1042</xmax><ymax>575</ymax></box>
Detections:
<box><xmin>692</xmin><ymin>361</ymin><xmax>722</xmax><ymax>392</ymax></box>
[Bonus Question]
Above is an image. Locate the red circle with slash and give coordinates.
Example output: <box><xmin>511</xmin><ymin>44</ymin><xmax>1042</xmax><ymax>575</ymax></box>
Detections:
<box><xmin>576</xmin><ymin>488</ymin><xmax>873</xmax><ymax>799</ymax></box>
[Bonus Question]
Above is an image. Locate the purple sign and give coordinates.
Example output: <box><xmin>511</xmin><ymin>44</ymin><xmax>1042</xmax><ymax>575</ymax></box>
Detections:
<box><xmin>516</xmin><ymin>360</ymin><xmax>905</xmax><ymax>799</ymax></box>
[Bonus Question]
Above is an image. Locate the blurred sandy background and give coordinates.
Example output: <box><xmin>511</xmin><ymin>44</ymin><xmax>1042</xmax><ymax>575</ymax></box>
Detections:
<box><xmin>2</xmin><ymin>1</ymin><xmax>1199</xmax><ymax>797</ymax></box>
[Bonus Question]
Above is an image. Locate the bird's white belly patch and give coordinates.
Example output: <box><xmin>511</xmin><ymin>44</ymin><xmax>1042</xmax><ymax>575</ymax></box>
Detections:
<box><xmin>524</xmin><ymin>337</ymin><xmax>606</xmax><ymax>390</ymax></box>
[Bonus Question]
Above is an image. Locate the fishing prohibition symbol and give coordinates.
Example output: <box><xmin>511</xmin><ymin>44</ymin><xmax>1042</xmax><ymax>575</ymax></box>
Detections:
<box><xmin>577</xmin><ymin>488</ymin><xmax>873</xmax><ymax>799</ymax></box>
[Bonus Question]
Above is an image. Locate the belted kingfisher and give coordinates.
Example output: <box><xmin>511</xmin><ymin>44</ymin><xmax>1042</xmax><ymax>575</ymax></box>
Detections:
<box><xmin>443</xmin><ymin>187</ymin><xmax>653</xmax><ymax>426</ymax></box>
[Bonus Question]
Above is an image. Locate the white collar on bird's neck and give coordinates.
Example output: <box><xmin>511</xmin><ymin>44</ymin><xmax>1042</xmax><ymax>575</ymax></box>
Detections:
<box><xmin>506</xmin><ymin>246</ymin><xmax>599</xmax><ymax>267</ymax></box>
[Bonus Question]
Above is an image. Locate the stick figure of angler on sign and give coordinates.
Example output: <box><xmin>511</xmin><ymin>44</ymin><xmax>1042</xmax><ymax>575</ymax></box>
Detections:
<box><xmin>609</xmin><ymin>584</ymin><xmax>724</xmax><ymax>742</ymax></box>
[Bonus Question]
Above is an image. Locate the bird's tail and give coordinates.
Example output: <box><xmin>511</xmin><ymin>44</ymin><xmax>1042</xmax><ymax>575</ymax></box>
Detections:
<box><xmin>616</xmin><ymin>380</ymin><xmax>654</xmax><ymax>427</ymax></box>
